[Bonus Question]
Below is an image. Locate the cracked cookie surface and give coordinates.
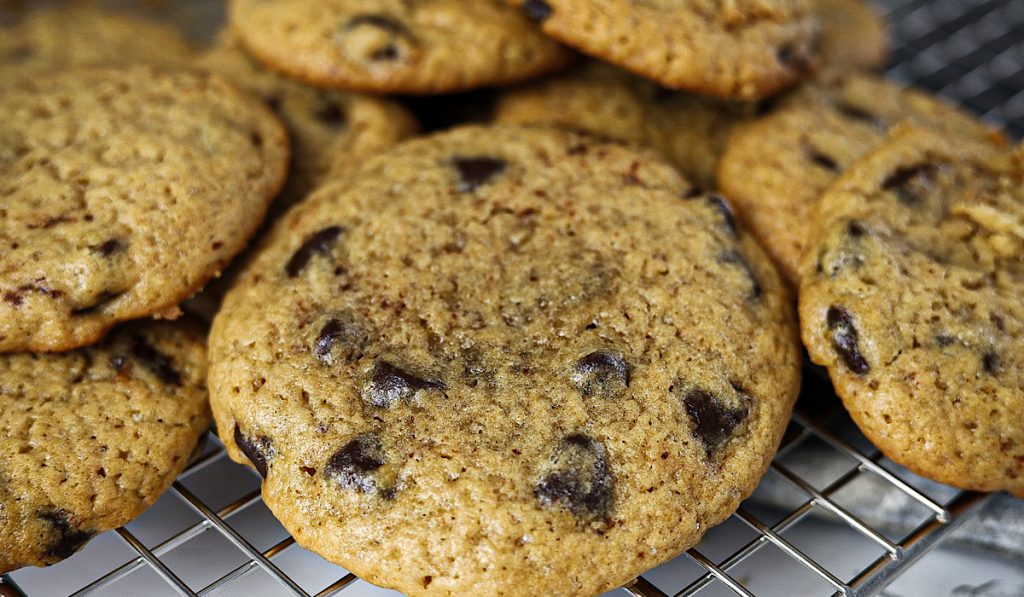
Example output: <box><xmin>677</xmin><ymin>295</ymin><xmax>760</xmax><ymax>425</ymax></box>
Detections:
<box><xmin>0</xmin><ymin>321</ymin><xmax>210</xmax><ymax>573</ymax></box>
<box><xmin>0</xmin><ymin>65</ymin><xmax>289</xmax><ymax>352</ymax></box>
<box><xmin>209</xmin><ymin>125</ymin><xmax>801</xmax><ymax>595</ymax></box>
<box><xmin>799</xmin><ymin>126</ymin><xmax>1024</xmax><ymax>497</ymax></box>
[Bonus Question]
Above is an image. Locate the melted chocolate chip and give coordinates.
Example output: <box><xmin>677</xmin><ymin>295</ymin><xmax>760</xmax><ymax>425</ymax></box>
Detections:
<box><xmin>882</xmin><ymin>164</ymin><xmax>936</xmax><ymax>206</ymax></box>
<box><xmin>315</xmin><ymin>102</ymin><xmax>347</xmax><ymax>127</ymax></box>
<box><xmin>39</xmin><ymin>509</ymin><xmax>94</xmax><ymax>559</ymax></box>
<box><xmin>363</xmin><ymin>361</ymin><xmax>443</xmax><ymax>408</ymax></box>
<box><xmin>522</xmin><ymin>0</ymin><xmax>553</xmax><ymax>22</ymax></box>
<box><xmin>835</xmin><ymin>102</ymin><xmax>886</xmax><ymax>129</ymax></box>
<box><xmin>808</xmin><ymin>149</ymin><xmax>839</xmax><ymax>171</ymax></box>
<box><xmin>571</xmin><ymin>350</ymin><xmax>631</xmax><ymax>398</ymax></box>
<box><xmin>93</xmin><ymin>239</ymin><xmax>125</xmax><ymax>256</ymax></box>
<box><xmin>827</xmin><ymin>306</ymin><xmax>869</xmax><ymax>374</ymax></box>
<box><xmin>129</xmin><ymin>338</ymin><xmax>181</xmax><ymax>386</ymax></box>
<box><xmin>535</xmin><ymin>434</ymin><xmax>613</xmax><ymax>521</ymax></box>
<box><xmin>682</xmin><ymin>389</ymin><xmax>749</xmax><ymax>455</ymax></box>
<box><xmin>982</xmin><ymin>351</ymin><xmax>1002</xmax><ymax>374</ymax></box>
<box><xmin>324</xmin><ymin>433</ymin><xmax>385</xmax><ymax>493</ymax></box>
<box><xmin>233</xmin><ymin>425</ymin><xmax>272</xmax><ymax>478</ymax></box>
<box><xmin>314</xmin><ymin>316</ymin><xmax>368</xmax><ymax>365</ymax></box>
<box><xmin>285</xmin><ymin>226</ymin><xmax>345</xmax><ymax>277</ymax></box>
<box><xmin>720</xmin><ymin>250</ymin><xmax>763</xmax><ymax>299</ymax></box>
<box><xmin>453</xmin><ymin>157</ymin><xmax>507</xmax><ymax>192</ymax></box>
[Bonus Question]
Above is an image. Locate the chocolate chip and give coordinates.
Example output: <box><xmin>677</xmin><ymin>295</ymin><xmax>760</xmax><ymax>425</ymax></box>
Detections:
<box><xmin>827</xmin><ymin>306</ymin><xmax>869</xmax><ymax>374</ymax></box>
<box><xmin>522</xmin><ymin>0</ymin><xmax>553</xmax><ymax>22</ymax></box>
<box><xmin>453</xmin><ymin>157</ymin><xmax>507</xmax><ymax>192</ymax></box>
<box><xmin>807</xmin><ymin>148</ymin><xmax>839</xmax><ymax>171</ymax></box>
<box><xmin>835</xmin><ymin>102</ymin><xmax>886</xmax><ymax>129</ymax></box>
<box><xmin>847</xmin><ymin>220</ymin><xmax>866</xmax><ymax>237</ymax></box>
<box><xmin>344</xmin><ymin>15</ymin><xmax>414</xmax><ymax>62</ymax></box>
<box><xmin>93</xmin><ymin>239</ymin><xmax>125</xmax><ymax>256</ymax></box>
<box><xmin>777</xmin><ymin>43</ymin><xmax>812</xmax><ymax>71</ymax></box>
<box><xmin>314</xmin><ymin>315</ymin><xmax>368</xmax><ymax>365</ymax></box>
<box><xmin>324</xmin><ymin>433</ymin><xmax>385</xmax><ymax>493</ymax></box>
<box><xmin>71</xmin><ymin>290</ymin><xmax>125</xmax><ymax>316</ymax></box>
<box><xmin>128</xmin><ymin>338</ymin><xmax>181</xmax><ymax>386</ymax></box>
<box><xmin>706</xmin><ymin>194</ymin><xmax>737</xmax><ymax>236</ymax></box>
<box><xmin>535</xmin><ymin>433</ymin><xmax>613</xmax><ymax>521</ymax></box>
<box><xmin>682</xmin><ymin>389</ymin><xmax>749</xmax><ymax>455</ymax></box>
<box><xmin>719</xmin><ymin>250</ymin><xmax>762</xmax><ymax>299</ymax></box>
<box><xmin>39</xmin><ymin>509</ymin><xmax>94</xmax><ymax>559</ymax></box>
<box><xmin>982</xmin><ymin>351</ymin><xmax>1002</xmax><ymax>374</ymax></box>
<box><xmin>315</xmin><ymin>102</ymin><xmax>347</xmax><ymax>127</ymax></box>
<box><xmin>571</xmin><ymin>350</ymin><xmax>631</xmax><ymax>398</ymax></box>
<box><xmin>233</xmin><ymin>425</ymin><xmax>272</xmax><ymax>478</ymax></box>
<box><xmin>819</xmin><ymin>221</ymin><xmax>867</xmax><ymax>277</ymax></box>
<box><xmin>285</xmin><ymin>226</ymin><xmax>345</xmax><ymax>277</ymax></box>
<box><xmin>882</xmin><ymin>164</ymin><xmax>936</xmax><ymax>206</ymax></box>
<box><xmin>362</xmin><ymin>361</ymin><xmax>443</xmax><ymax>408</ymax></box>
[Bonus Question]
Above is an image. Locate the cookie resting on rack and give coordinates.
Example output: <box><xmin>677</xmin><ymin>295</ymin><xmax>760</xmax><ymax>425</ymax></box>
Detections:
<box><xmin>0</xmin><ymin>322</ymin><xmax>211</xmax><ymax>573</ymax></box>
<box><xmin>799</xmin><ymin>126</ymin><xmax>1024</xmax><ymax>497</ymax></box>
<box><xmin>208</xmin><ymin>125</ymin><xmax>802</xmax><ymax>596</ymax></box>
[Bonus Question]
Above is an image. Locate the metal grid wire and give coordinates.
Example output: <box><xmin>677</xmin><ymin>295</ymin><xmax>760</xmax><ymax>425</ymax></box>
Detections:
<box><xmin>2</xmin><ymin>0</ymin><xmax>1023</xmax><ymax>596</ymax></box>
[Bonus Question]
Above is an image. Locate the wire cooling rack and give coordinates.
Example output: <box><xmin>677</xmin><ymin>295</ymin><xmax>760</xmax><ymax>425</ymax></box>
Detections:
<box><xmin>3</xmin><ymin>0</ymin><xmax>1023</xmax><ymax>596</ymax></box>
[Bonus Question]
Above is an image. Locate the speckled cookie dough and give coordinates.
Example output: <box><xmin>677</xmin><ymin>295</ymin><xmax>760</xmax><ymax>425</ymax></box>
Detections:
<box><xmin>0</xmin><ymin>65</ymin><xmax>289</xmax><ymax>352</ymax></box>
<box><xmin>799</xmin><ymin>125</ymin><xmax>1024</xmax><ymax>497</ymax></box>
<box><xmin>717</xmin><ymin>70</ymin><xmax>1004</xmax><ymax>283</ymax></box>
<box><xmin>209</xmin><ymin>125</ymin><xmax>801</xmax><ymax>596</ymax></box>
<box><xmin>506</xmin><ymin>0</ymin><xmax>819</xmax><ymax>100</ymax></box>
<box><xmin>228</xmin><ymin>0</ymin><xmax>573</xmax><ymax>94</ymax></box>
<box><xmin>0</xmin><ymin>321</ymin><xmax>211</xmax><ymax>573</ymax></box>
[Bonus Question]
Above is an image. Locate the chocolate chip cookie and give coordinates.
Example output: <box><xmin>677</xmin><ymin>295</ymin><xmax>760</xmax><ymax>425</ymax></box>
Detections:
<box><xmin>196</xmin><ymin>39</ymin><xmax>418</xmax><ymax>203</ymax></box>
<box><xmin>814</xmin><ymin>0</ymin><xmax>888</xmax><ymax>70</ymax></box>
<box><xmin>0</xmin><ymin>5</ymin><xmax>196</xmax><ymax>79</ymax></box>
<box><xmin>228</xmin><ymin>0</ymin><xmax>573</xmax><ymax>94</ymax></box>
<box><xmin>0</xmin><ymin>65</ymin><xmax>289</xmax><ymax>353</ymax></box>
<box><xmin>799</xmin><ymin>125</ymin><xmax>1024</xmax><ymax>497</ymax></box>
<box><xmin>717</xmin><ymin>71</ymin><xmax>1004</xmax><ymax>283</ymax></box>
<box><xmin>209</xmin><ymin>125</ymin><xmax>801</xmax><ymax>595</ymax></box>
<box><xmin>507</xmin><ymin>0</ymin><xmax>819</xmax><ymax>100</ymax></box>
<box><xmin>494</xmin><ymin>62</ymin><xmax>758</xmax><ymax>187</ymax></box>
<box><xmin>0</xmin><ymin>321</ymin><xmax>211</xmax><ymax>573</ymax></box>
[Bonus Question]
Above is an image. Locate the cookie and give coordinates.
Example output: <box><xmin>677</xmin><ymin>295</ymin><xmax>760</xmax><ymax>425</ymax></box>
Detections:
<box><xmin>494</xmin><ymin>62</ymin><xmax>758</xmax><ymax>187</ymax></box>
<box><xmin>799</xmin><ymin>126</ymin><xmax>1024</xmax><ymax>497</ymax></box>
<box><xmin>814</xmin><ymin>0</ymin><xmax>888</xmax><ymax>70</ymax></box>
<box><xmin>196</xmin><ymin>39</ymin><xmax>418</xmax><ymax>202</ymax></box>
<box><xmin>208</xmin><ymin>125</ymin><xmax>801</xmax><ymax>595</ymax></box>
<box><xmin>717</xmin><ymin>71</ymin><xmax>1004</xmax><ymax>283</ymax></box>
<box><xmin>0</xmin><ymin>66</ymin><xmax>289</xmax><ymax>352</ymax></box>
<box><xmin>0</xmin><ymin>5</ymin><xmax>196</xmax><ymax>79</ymax></box>
<box><xmin>0</xmin><ymin>321</ymin><xmax>211</xmax><ymax>573</ymax></box>
<box><xmin>228</xmin><ymin>0</ymin><xmax>573</xmax><ymax>94</ymax></box>
<box><xmin>506</xmin><ymin>0</ymin><xmax>819</xmax><ymax>100</ymax></box>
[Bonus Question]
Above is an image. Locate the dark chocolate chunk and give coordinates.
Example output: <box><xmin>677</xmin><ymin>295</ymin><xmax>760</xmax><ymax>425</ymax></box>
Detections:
<box><xmin>835</xmin><ymin>102</ymin><xmax>886</xmax><ymax>129</ymax></box>
<box><xmin>233</xmin><ymin>425</ymin><xmax>273</xmax><ymax>479</ymax></box>
<box><xmin>720</xmin><ymin>250</ymin><xmax>763</xmax><ymax>299</ymax></box>
<box><xmin>982</xmin><ymin>351</ymin><xmax>1002</xmax><ymax>374</ymax></box>
<box><xmin>39</xmin><ymin>509</ymin><xmax>94</xmax><ymax>559</ymax></box>
<box><xmin>522</xmin><ymin>0</ymin><xmax>553</xmax><ymax>22</ymax></box>
<box><xmin>453</xmin><ymin>157</ymin><xmax>507</xmax><ymax>192</ymax></box>
<box><xmin>324</xmin><ymin>433</ymin><xmax>385</xmax><ymax>493</ymax></box>
<box><xmin>807</xmin><ymin>149</ymin><xmax>839</xmax><ymax>172</ymax></box>
<box><xmin>344</xmin><ymin>15</ymin><xmax>413</xmax><ymax>62</ymax></box>
<box><xmin>535</xmin><ymin>433</ymin><xmax>613</xmax><ymax>521</ymax></box>
<box><xmin>882</xmin><ymin>164</ymin><xmax>936</xmax><ymax>206</ymax></box>
<box><xmin>682</xmin><ymin>389</ymin><xmax>749</xmax><ymax>455</ymax></box>
<box><xmin>826</xmin><ymin>306</ymin><xmax>869</xmax><ymax>374</ymax></box>
<box><xmin>571</xmin><ymin>350</ymin><xmax>631</xmax><ymax>398</ymax></box>
<box><xmin>362</xmin><ymin>361</ymin><xmax>443</xmax><ymax>408</ymax></box>
<box><xmin>313</xmin><ymin>315</ymin><xmax>368</xmax><ymax>365</ymax></box>
<box><xmin>315</xmin><ymin>102</ymin><xmax>347</xmax><ymax>127</ymax></box>
<box><xmin>129</xmin><ymin>338</ymin><xmax>181</xmax><ymax>386</ymax></box>
<box><xmin>285</xmin><ymin>226</ymin><xmax>345</xmax><ymax>277</ymax></box>
<box><xmin>93</xmin><ymin>239</ymin><xmax>125</xmax><ymax>256</ymax></box>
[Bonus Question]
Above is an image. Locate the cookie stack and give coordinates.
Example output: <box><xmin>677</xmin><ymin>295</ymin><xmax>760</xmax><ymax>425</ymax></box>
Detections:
<box><xmin>1</xmin><ymin>1</ymin><xmax>1020</xmax><ymax>595</ymax></box>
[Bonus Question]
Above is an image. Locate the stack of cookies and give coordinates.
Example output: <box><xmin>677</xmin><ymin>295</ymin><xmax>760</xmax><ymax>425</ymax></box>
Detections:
<box><xmin>1</xmin><ymin>1</ymin><xmax>1020</xmax><ymax>595</ymax></box>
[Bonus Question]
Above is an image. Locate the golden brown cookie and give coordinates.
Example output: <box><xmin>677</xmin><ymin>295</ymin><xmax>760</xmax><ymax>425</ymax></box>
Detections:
<box><xmin>209</xmin><ymin>125</ymin><xmax>801</xmax><ymax>595</ymax></box>
<box><xmin>814</xmin><ymin>0</ymin><xmax>888</xmax><ymax>70</ymax></box>
<box><xmin>0</xmin><ymin>321</ymin><xmax>211</xmax><ymax>573</ymax></box>
<box><xmin>799</xmin><ymin>125</ymin><xmax>1024</xmax><ymax>497</ymax></box>
<box><xmin>0</xmin><ymin>66</ymin><xmax>289</xmax><ymax>352</ymax></box>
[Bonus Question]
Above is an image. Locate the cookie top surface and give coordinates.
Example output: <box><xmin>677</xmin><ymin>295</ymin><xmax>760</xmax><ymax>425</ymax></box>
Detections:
<box><xmin>196</xmin><ymin>40</ymin><xmax>418</xmax><ymax>202</ymax></box>
<box><xmin>799</xmin><ymin>126</ymin><xmax>1024</xmax><ymax>497</ymax></box>
<box><xmin>209</xmin><ymin>125</ymin><xmax>801</xmax><ymax>595</ymax></box>
<box><xmin>717</xmin><ymin>71</ymin><xmax>1003</xmax><ymax>283</ymax></box>
<box><xmin>0</xmin><ymin>321</ymin><xmax>210</xmax><ymax>573</ymax></box>
<box><xmin>0</xmin><ymin>6</ymin><xmax>196</xmax><ymax>78</ymax></box>
<box><xmin>494</xmin><ymin>62</ymin><xmax>758</xmax><ymax>187</ymax></box>
<box><xmin>0</xmin><ymin>65</ymin><xmax>289</xmax><ymax>353</ymax></box>
<box><xmin>814</xmin><ymin>0</ymin><xmax>888</xmax><ymax>70</ymax></box>
<box><xmin>507</xmin><ymin>0</ymin><xmax>819</xmax><ymax>100</ymax></box>
<box><xmin>228</xmin><ymin>0</ymin><xmax>573</xmax><ymax>94</ymax></box>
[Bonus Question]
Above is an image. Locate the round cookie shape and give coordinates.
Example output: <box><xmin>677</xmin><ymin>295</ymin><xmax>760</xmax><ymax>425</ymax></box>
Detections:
<box><xmin>494</xmin><ymin>62</ymin><xmax>758</xmax><ymax>187</ymax></box>
<box><xmin>228</xmin><ymin>0</ymin><xmax>573</xmax><ymax>94</ymax></box>
<box><xmin>196</xmin><ymin>40</ymin><xmax>418</xmax><ymax>203</ymax></box>
<box><xmin>0</xmin><ymin>5</ymin><xmax>196</xmax><ymax>79</ymax></box>
<box><xmin>799</xmin><ymin>126</ymin><xmax>1024</xmax><ymax>497</ymax></box>
<box><xmin>813</xmin><ymin>0</ymin><xmax>888</xmax><ymax>70</ymax></box>
<box><xmin>0</xmin><ymin>65</ymin><xmax>289</xmax><ymax>352</ymax></box>
<box><xmin>506</xmin><ymin>0</ymin><xmax>819</xmax><ymax>100</ymax></box>
<box><xmin>0</xmin><ymin>321</ymin><xmax>211</xmax><ymax>573</ymax></box>
<box><xmin>209</xmin><ymin>125</ymin><xmax>801</xmax><ymax>595</ymax></box>
<box><xmin>717</xmin><ymin>71</ymin><xmax>1004</xmax><ymax>283</ymax></box>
